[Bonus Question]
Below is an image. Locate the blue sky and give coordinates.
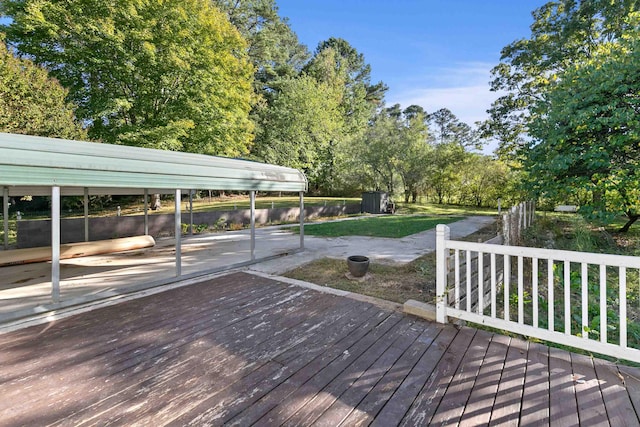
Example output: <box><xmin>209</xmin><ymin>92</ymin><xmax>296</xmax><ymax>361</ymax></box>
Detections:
<box><xmin>277</xmin><ymin>0</ymin><xmax>547</xmax><ymax>132</ymax></box>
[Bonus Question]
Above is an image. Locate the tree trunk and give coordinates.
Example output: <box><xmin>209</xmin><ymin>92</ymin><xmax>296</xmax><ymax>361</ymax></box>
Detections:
<box><xmin>151</xmin><ymin>194</ymin><xmax>161</xmax><ymax>210</ymax></box>
<box><xmin>619</xmin><ymin>213</ymin><xmax>640</xmax><ymax>232</ymax></box>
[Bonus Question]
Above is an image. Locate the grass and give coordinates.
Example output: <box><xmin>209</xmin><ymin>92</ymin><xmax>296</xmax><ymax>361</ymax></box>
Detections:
<box><xmin>283</xmin><ymin>224</ymin><xmax>498</xmax><ymax>304</ymax></box>
<box><xmin>396</xmin><ymin>202</ymin><xmax>497</xmax><ymax>216</ymax></box>
<box><xmin>285</xmin><ymin>256</ymin><xmax>436</xmax><ymax>304</ymax></box>
<box><xmin>524</xmin><ymin>211</ymin><xmax>640</xmax><ymax>256</ymax></box>
<box><xmin>295</xmin><ymin>215</ymin><xmax>462</xmax><ymax>238</ymax></box>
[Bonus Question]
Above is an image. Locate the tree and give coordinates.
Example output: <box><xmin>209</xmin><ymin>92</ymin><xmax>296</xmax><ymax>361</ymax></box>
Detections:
<box><xmin>427</xmin><ymin>108</ymin><xmax>480</xmax><ymax>149</ymax></box>
<box><xmin>0</xmin><ymin>38</ymin><xmax>86</xmax><ymax>139</ymax></box>
<box><xmin>395</xmin><ymin>106</ymin><xmax>431</xmax><ymax>203</ymax></box>
<box><xmin>457</xmin><ymin>154</ymin><xmax>509</xmax><ymax>207</ymax></box>
<box><xmin>526</xmin><ymin>23</ymin><xmax>640</xmax><ymax>231</ymax></box>
<box><xmin>2</xmin><ymin>0</ymin><xmax>254</xmax><ymax>156</ymax></box>
<box><xmin>213</xmin><ymin>0</ymin><xmax>309</xmax><ymax>95</ymax></box>
<box><xmin>485</xmin><ymin>0</ymin><xmax>638</xmax><ymax>160</ymax></box>
<box><xmin>304</xmin><ymin>38</ymin><xmax>386</xmax><ymax>194</ymax></box>
<box><xmin>356</xmin><ymin>108</ymin><xmax>402</xmax><ymax>194</ymax></box>
<box><xmin>253</xmin><ymin>73</ymin><xmax>343</xmax><ymax>190</ymax></box>
<box><xmin>426</xmin><ymin>142</ymin><xmax>465</xmax><ymax>204</ymax></box>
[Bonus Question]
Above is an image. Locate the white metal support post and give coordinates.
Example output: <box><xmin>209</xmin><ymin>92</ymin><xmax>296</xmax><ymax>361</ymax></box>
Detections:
<box><xmin>189</xmin><ymin>190</ymin><xmax>193</xmax><ymax>235</ymax></box>
<box><xmin>84</xmin><ymin>187</ymin><xmax>89</xmax><ymax>242</ymax></box>
<box><xmin>250</xmin><ymin>191</ymin><xmax>256</xmax><ymax>260</ymax></box>
<box><xmin>175</xmin><ymin>189</ymin><xmax>181</xmax><ymax>277</ymax></box>
<box><xmin>299</xmin><ymin>191</ymin><xmax>305</xmax><ymax>250</ymax></box>
<box><xmin>144</xmin><ymin>189</ymin><xmax>149</xmax><ymax>235</ymax></box>
<box><xmin>435</xmin><ymin>224</ymin><xmax>450</xmax><ymax>324</ymax></box>
<box><xmin>52</xmin><ymin>186</ymin><xmax>61</xmax><ymax>303</ymax></box>
<box><xmin>3</xmin><ymin>187</ymin><xmax>8</xmax><ymax>250</ymax></box>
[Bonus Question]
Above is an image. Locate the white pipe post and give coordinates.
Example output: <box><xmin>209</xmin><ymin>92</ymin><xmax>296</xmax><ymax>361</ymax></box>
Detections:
<box><xmin>299</xmin><ymin>191</ymin><xmax>305</xmax><ymax>251</ymax></box>
<box><xmin>502</xmin><ymin>214</ymin><xmax>508</xmax><ymax>246</ymax></box>
<box><xmin>250</xmin><ymin>191</ymin><xmax>256</xmax><ymax>260</ymax></box>
<box><xmin>189</xmin><ymin>190</ymin><xmax>193</xmax><ymax>236</ymax></box>
<box><xmin>84</xmin><ymin>187</ymin><xmax>89</xmax><ymax>242</ymax></box>
<box><xmin>144</xmin><ymin>189</ymin><xmax>149</xmax><ymax>235</ymax></box>
<box><xmin>52</xmin><ymin>186</ymin><xmax>61</xmax><ymax>303</ymax></box>
<box><xmin>175</xmin><ymin>189</ymin><xmax>181</xmax><ymax>277</ymax></box>
<box><xmin>3</xmin><ymin>187</ymin><xmax>8</xmax><ymax>250</ymax></box>
<box><xmin>435</xmin><ymin>224</ymin><xmax>450</xmax><ymax>324</ymax></box>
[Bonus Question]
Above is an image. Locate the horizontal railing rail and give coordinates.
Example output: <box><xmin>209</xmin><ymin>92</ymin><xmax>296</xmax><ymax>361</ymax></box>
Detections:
<box><xmin>435</xmin><ymin>224</ymin><xmax>640</xmax><ymax>364</ymax></box>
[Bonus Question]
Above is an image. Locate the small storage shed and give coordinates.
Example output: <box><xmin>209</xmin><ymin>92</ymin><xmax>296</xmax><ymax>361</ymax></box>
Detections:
<box><xmin>0</xmin><ymin>132</ymin><xmax>307</xmax><ymax>310</ymax></box>
<box><xmin>361</xmin><ymin>191</ymin><xmax>390</xmax><ymax>214</ymax></box>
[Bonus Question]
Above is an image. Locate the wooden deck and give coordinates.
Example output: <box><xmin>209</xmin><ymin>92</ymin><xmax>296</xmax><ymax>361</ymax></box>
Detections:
<box><xmin>1</xmin><ymin>271</ymin><xmax>639</xmax><ymax>426</ymax></box>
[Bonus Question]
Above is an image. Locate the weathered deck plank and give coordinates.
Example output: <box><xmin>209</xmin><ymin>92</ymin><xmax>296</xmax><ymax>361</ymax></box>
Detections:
<box><xmin>619</xmin><ymin>365</ymin><xmax>640</xmax><ymax>419</ymax></box>
<box><xmin>572</xmin><ymin>352</ymin><xmax>610</xmax><ymax>426</ymax></box>
<box><xmin>398</xmin><ymin>325</ymin><xmax>477</xmax><ymax>426</ymax></box>
<box><xmin>0</xmin><ymin>271</ymin><xmax>639</xmax><ymax>426</ymax></box>
<box><xmin>368</xmin><ymin>325</ymin><xmax>456</xmax><ymax>427</ymax></box>
<box><xmin>548</xmin><ymin>346</ymin><xmax>580</xmax><ymax>427</ymax></box>
<box><xmin>459</xmin><ymin>333</ymin><xmax>510</xmax><ymax>426</ymax></box>
<box><xmin>2</xmin><ymin>280</ymin><xmax>300</xmax><ymax>424</ymax></box>
<box><xmin>339</xmin><ymin>323</ymin><xmax>443</xmax><ymax>427</ymax></box>
<box><xmin>488</xmin><ymin>336</ymin><xmax>528</xmax><ymax>426</ymax></box>
<box><xmin>53</xmin><ymin>288</ymin><xmax>347</xmax><ymax>425</ymax></box>
<box><xmin>520</xmin><ymin>342</ymin><xmax>550</xmax><ymax>425</ymax></box>
<box><xmin>223</xmin><ymin>309</ymin><xmax>397</xmax><ymax>426</ymax></box>
<box><xmin>429</xmin><ymin>328</ymin><xmax>493</xmax><ymax>425</ymax></box>
<box><xmin>275</xmin><ymin>317</ymin><xmax>416</xmax><ymax>426</ymax></box>
<box><xmin>169</xmin><ymin>303</ymin><xmax>382</xmax><ymax>425</ymax></box>
<box><xmin>593</xmin><ymin>357</ymin><xmax>640</xmax><ymax>427</ymax></box>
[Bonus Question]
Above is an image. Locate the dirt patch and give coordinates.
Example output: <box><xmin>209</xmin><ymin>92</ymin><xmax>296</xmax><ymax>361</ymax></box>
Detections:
<box><xmin>283</xmin><ymin>223</ymin><xmax>497</xmax><ymax>305</ymax></box>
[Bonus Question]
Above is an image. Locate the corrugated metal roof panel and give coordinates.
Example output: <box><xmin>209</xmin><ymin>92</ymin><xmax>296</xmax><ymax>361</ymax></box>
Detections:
<box><xmin>0</xmin><ymin>133</ymin><xmax>307</xmax><ymax>193</ymax></box>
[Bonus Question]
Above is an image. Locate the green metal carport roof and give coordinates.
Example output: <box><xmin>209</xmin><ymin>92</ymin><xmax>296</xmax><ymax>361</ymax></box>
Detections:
<box><xmin>0</xmin><ymin>132</ymin><xmax>307</xmax><ymax>195</ymax></box>
<box><xmin>0</xmin><ymin>132</ymin><xmax>308</xmax><ymax>313</ymax></box>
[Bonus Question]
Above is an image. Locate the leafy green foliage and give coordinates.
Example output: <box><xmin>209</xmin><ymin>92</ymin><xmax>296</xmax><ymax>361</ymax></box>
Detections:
<box><xmin>252</xmin><ymin>38</ymin><xmax>387</xmax><ymax>195</ymax></box>
<box><xmin>485</xmin><ymin>0</ymin><xmax>639</xmax><ymax>160</ymax></box>
<box><xmin>213</xmin><ymin>0</ymin><xmax>309</xmax><ymax>94</ymax></box>
<box><xmin>526</xmin><ymin>15</ymin><xmax>640</xmax><ymax>230</ymax></box>
<box><xmin>2</xmin><ymin>0</ymin><xmax>254</xmax><ymax>156</ymax></box>
<box><xmin>253</xmin><ymin>73</ymin><xmax>343</xmax><ymax>188</ymax></box>
<box><xmin>0</xmin><ymin>38</ymin><xmax>85</xmax><ymax>139</ymax></box>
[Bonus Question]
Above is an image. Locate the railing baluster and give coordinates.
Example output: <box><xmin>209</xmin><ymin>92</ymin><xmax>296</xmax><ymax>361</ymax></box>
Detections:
<box><xmin>600</xmin><ymin>264</ymin><xmax>607</xmax><ymax>344</ymax></box>
<box><xmin>454</xmin><ymin>250</ymin><xmax>460</xmax><ymax>310</ymax></box>
<box><xmin>436</xmin><ymin>233</ymin><xmax>640</xmax><ymax>363</ymax></box>
<box><xmin>466</xmin><ymin>250</ymin><xmax>472</xmax><ymax>312</ymax></box>
<box><xmin>491</xmin><ymin>253</ymin><xmax>497</xmax><ymax>318</ymax></box>
<box><xmin>518</xmin><ymin>256</ymin><xmax>524</xmax><ymax>324</ymax></box>
<box><xmin>504</xmin><ymin>254</ymin><xmax>510</xmax><ymax>322</ymax></box>
<box><xmin>564</xmin><ymin>260</ymin><xmax>570</xmax><ymax>335</ymax></box>
<box><xmin>581</xmin><ymin>263</ymin><xmax>588</xmax><ymax>340</ymax></box>
<box><xmin>548</xmin><ymin>259</ymin><xmax>554</xmax><ymax>332</ymax></box>
<box><xmin>620</xmin><ymin>267</ymin><xmax>627</xmax><ymax>349</ymax></box>
<box><xmin>533</xmin><ymin>257</ymin><xmax>538</xmax><ymax>328</ymax></box>
<box><xmin>478</xmin><ymin>251</ymin><xmax>484</xmax><ymax>315</ymax></box>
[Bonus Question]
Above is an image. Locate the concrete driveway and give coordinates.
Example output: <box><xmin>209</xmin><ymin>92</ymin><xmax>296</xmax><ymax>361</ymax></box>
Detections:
<box><xmin>250</xmin><ymin>215</ymin><xmax>496</xmax><ymax>275</ymax></box>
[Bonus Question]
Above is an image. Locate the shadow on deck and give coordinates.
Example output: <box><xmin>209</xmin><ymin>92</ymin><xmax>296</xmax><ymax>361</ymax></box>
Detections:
<box><xmin>0</xmin><ymin>272</ymin><xmax>638</xmax><ymax>425</ymax></box>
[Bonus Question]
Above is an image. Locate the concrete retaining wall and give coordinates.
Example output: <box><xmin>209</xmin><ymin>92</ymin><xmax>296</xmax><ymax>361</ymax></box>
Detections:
<box><xmin>17</xmin><ymin>204</ymin><xmax>361</xmax><ymax>248</ymax></box>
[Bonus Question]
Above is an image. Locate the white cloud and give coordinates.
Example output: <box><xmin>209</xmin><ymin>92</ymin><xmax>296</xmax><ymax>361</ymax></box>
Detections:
<box><xmin>386</xmin><ymin>62</ymin><xmax>500</xmax><ymax>126</ymax></box>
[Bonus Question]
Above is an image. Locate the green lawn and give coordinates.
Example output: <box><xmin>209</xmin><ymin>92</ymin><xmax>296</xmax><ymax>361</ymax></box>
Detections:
<box><xmin>396</xmin><ymin>202</ymin><xmax>497</xmax><ymax>216</ymax></box>
<box><xmin>297</xmin><ymin>214</ymin><xmax>462</xmax><ymax>238</ymax></box>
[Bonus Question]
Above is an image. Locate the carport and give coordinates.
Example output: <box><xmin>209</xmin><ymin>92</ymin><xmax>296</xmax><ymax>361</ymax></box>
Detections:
<box><xmin>0</xmin><ymin>132</ymin><xmax>307</xmax><ymax>316</ymax></box>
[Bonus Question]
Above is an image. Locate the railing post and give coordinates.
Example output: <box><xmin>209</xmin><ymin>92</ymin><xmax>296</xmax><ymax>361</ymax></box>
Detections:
<box><xmin>3</xmin><ymin>186</ymin><xmax>8</xmax><ymax>250</ymax></box>
<box><xmin>502</xmin><ymin>213</ymin><xmax>509</xmax><ymax>246</ymax></box>
<box><xmin>436</xmin><ymin>224</ymin><xmax>450</xmax><ymax>324</ymax></box>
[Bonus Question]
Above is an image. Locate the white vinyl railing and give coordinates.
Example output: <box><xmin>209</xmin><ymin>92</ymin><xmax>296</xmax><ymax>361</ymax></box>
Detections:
<box><xmin>435</xmin><ymin>224</ymin><xmax>640</xmax><ymax>363</ymax></box>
